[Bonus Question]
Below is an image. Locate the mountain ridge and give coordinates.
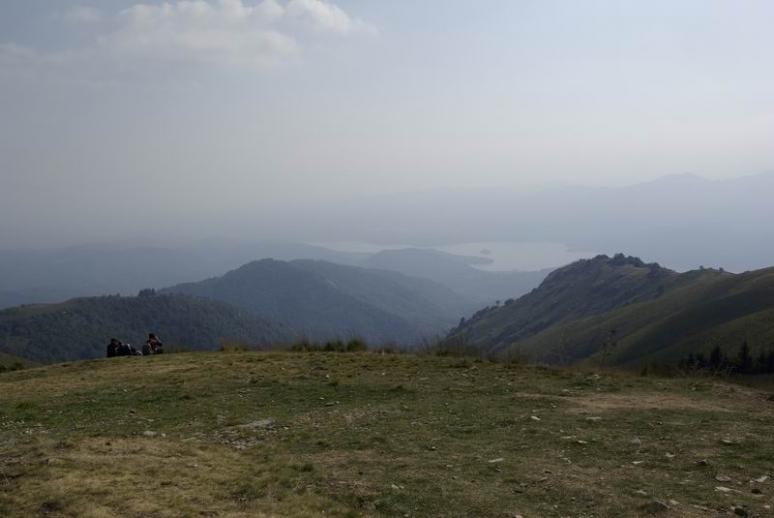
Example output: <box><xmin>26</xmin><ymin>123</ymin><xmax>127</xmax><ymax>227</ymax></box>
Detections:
<box><xmin>162</xmin><ymin>258</ymin><xmax>471</xmax><ymax>344</ymax></box>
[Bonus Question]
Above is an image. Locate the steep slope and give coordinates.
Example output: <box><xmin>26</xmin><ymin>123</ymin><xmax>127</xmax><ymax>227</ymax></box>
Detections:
<box><xmin>163</xmin><ymin>259</ymin><xmax>468</xmax><ymax>344</ymax></box>
<box><xmin>360</xmin><ymin>248</ymin><xmax>550</xmax><ymax>304</ymax></box>
<box><xmin>0</xmin><ymin>294</ymin><xmax>291</xmax><ymax>363</ymax></box>
<box><xmin>514</xmin><ymin>267</ymin><xmax>774</xmax><ymax>366</ymax></box>
<box><xmin>446</xmin><ymin>254</ymin><xmax>702</xmax><ymax>354</ymax></box>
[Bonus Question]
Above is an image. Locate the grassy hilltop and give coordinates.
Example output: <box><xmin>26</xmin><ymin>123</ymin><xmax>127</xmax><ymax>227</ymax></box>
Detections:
<box><xmin>447</xmin><ymin>254</ymin><xmax>774</xmax><ymax>367</ymax></box>
<box><xmin>2</xmin><ymin>351</ymin><xmax>774</xmax><ymax>517</ymax></box>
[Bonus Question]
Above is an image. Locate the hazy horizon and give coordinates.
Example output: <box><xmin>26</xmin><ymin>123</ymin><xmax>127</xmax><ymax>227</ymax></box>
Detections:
<box><xmin>3</xmin><ymin>1</ymin><xmax>774</xmax><ymax>249</ymax></box>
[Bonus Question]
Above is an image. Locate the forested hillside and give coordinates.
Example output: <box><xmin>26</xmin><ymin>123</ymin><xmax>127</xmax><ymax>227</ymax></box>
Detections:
<box><xmin>0</xmin><ymin>294</ymin><xmax>291</xmax><ymax>363</ymax></box>
<box><xmin>163</xmin><ymin>259</ymin><xmax>470</xmax><ymax>344</ymax></box>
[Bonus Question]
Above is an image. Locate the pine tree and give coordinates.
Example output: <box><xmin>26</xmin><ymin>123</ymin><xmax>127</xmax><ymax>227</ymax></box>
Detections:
<box><xmin>766</xmin><ymin>350</ymin><xmax>774</xmax><ymax>374</ymax></box>
<box><xmin>737</xmin><ymin>340</ymin><xmax>753</xmax><ymax>374</ymax></box>
<box><xmin>709</xmin><ymin>346</ymin><xmax>724</xmax><ymax>371</ymax></box>
<box><xmin>756</xmin><ymin>351</ymin><xmax>768</xmax><ymax>374</ymax></box>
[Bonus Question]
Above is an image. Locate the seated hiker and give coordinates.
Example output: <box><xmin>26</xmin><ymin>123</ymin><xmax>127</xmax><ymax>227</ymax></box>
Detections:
<box><xmin>142</xmin><ymin>341</ymin><xmax>152</xmax><ymax>356</ymax></box>
<box><xmin>147</xmin><ymin>333</ymin><xmax>164</xmax><ymax>354</ymax></box>
<box><xmin>116</xmin><ymin>341</ymin><xmax>131</xmax><ymax>357</ymax></box>
<box><xmin>107</xmin><ymin>338</ymin><xmax>120</xmax><ymax>358</ymax></box>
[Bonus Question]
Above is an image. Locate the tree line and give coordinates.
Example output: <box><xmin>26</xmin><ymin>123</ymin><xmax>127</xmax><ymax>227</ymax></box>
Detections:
<box><xmin>678</xmin><ymin>341</ymin><xmax>774</xmax><ymax>375</ymax></box>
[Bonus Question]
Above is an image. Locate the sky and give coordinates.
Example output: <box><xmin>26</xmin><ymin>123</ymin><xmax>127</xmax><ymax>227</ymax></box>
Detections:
<box><xmin>2</xmin><ymin>0</ymin><xmax>774</xmax><ymax>247</ymax></box>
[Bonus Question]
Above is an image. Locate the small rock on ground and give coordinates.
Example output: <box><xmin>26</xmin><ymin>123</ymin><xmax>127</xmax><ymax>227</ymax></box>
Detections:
<box><xmin>639</xmin><ymin>500</ymin><xmax>669</xmax><ymax>514</ymax></box>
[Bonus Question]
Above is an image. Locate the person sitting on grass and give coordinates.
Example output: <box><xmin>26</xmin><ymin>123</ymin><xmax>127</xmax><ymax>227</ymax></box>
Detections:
<box><xmin>147</xmin><ymin>333</ymin><xmax>164</xmax><ymax>354</ymax></box>
<box><xmin>107</xmin><ymin>338</ymin><xmax>120</xmax><ymax>358</ymax></box>
<box><xmin>117</xmin><ymin>341</ymin><xmax>131</xmax><ymax>357</ymax></box>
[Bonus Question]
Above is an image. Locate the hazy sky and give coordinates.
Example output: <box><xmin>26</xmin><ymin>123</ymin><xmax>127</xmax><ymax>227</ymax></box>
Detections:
<box><xmin>2</xmin><ymin>1</ymin><xmax>774</xmax><ymax>246</ymax></box>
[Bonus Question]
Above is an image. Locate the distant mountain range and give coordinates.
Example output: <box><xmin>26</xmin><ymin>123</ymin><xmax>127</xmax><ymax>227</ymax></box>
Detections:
<box><xmin>0</xmin><ymin>242</ymin><xmax>547</xmax><ymax>310</ymax></box>
<box><xmin>447</xmin><ymin>254</ymin><xmax>774</xmax><ymax>366</ymax></box>
<box><xmin>162</xmin><ymin>259</ymin><xmax>473</xmax><ymax>345</ymax></box>
<box><xmin>0</xmin><ymin>294</ymin><xmax>291</xmax><ymax>363</ymax></box>
<box><xmin>0</xmin><ymin>241</ymin><xmax>366</xmax><ymax>309</ymax></box>
<box><xmin>272</xmin><ymin>172</ymin><xmax>774</xmax><ymax>272</ymax></box>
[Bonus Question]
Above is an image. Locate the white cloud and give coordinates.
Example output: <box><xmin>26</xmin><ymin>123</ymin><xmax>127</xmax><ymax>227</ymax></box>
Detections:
<box><xmin>2</xmin><ymin>0</ymin><xmax>372</xmax><ymax>75</ymax></box>
<box><xmin>105</xmin><ymin>0</ymin><xmax>300</xmax><ymax>66</ymax></box>
<box><xmin>63</xmin><ymin>6</ymin><xmax>103</xmax><ymax>24</ymax></box>
<box><xmin>286</xmin><ymin>0</ymin><xmax>365</xmax><ymax>34</ymax></box>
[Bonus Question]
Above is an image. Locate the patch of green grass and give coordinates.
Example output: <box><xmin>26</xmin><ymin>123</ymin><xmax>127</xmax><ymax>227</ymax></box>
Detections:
<box><xmin>2</xmin><ymin>351</ymin><xmax>774</xmax><ymax>516</ymax></box>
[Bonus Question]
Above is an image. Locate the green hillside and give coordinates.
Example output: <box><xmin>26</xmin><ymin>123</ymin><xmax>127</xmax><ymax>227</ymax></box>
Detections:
<box><xmin>445</xmin><ymin>254</ymin><xmax>774</xmax><ymax>367</ymax></box>
<box><xmin>514</xmin><ymin>267</ymin><xmax>774</xmax><ymax>367</ymax></box>
<box><xmin>163</xmin><ymin>259</ymin><xmax>471</xmax><ymax>345</ymax></box>
<box><xmin>0</xmin><ymin>294</ymin><xmax>291</xmax><ymax>363</ymax></box>
<box><xmin>446</xmin><ymin>254</ymin><xmax>704</xmax><ymax>353</ymax></box>
<box><xmin>1</xmin><ymin>351</ymin><xmax>773</xmax><ymax>517</ymax></box>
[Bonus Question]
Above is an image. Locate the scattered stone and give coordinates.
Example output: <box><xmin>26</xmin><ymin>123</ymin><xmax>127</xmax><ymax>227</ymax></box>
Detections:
<box><xmin>634</xmin><ymin>489</ymin><xmax>648</xmax><ymax>496</ymax></box>
<box><xmin>751</xmin><ymin>488</ymin><xmax>762</xmax><ymax>495</ymax></box>
<box><xmin>715</xmin><ymin>486</ymin><xmax>733</xmax><ymax>493</ymax></box>
<box><xmin>631</xmin><ymin>437</ymin><xmax>642</xmax><ymax>446</ymax></box>
<box><xmin>238</xmin><ymin>419</ymin><xmax>274</xmax><ymax>430</ymax></box>
<box><xmin>731</xmin><ymin>505</ymin><xmax>749</xmax><ymax>516</ymax></box>
<box><xmin>488</xmin><ymin>458</ymin><xmax>505</xmax><ymax>464</ymax></box>
<box><xmin>665</xmin><ymin>453</ymin><xmax>675</xmax><ymax>459</ymax></box>
<box><xmin>632</xmin><ymin>461</ymin><xmax>644</xmax><ymax>465</ymax></box>
<box><xmin>530</xmin><ymin>415</ymin><xmax>541</xmax><ymax>421</ymax></box>
<box><xmin>753</xmin><ymin>475</ymin><xmax>769</xmax><ymax>483</ymax></box>
<box><xmin>639</xmin><ymin>500</ymin><xmax>669</xmax><ymax>514</ymax></box>
<box><xmin>715</xmin><ymin>475</ymin><xmax>732</xmax><ymax>482</ymax></box>
<box><xmin>585</xmin><ymin>416</ymin><xmax>602</xmax><ymax>422</ymax></box>
<box><xmin>142</xmin><ymin>430</ymin><xmax>157</xmax><ymax>437</ymax></box>
<box><xmin>721</xmin><ymin>438</ymin><xmax>736</xmax><ymax>446</ymax></box>
<box><xmin>576</xmin><ymin>440</ymin><xmax>588</xmax><ymax>445</ymax></box>
<box><xmin>695</xmin><ymin>459</ymin><xmax>709</xmax><ymax>467</ymax></box>
<box><xmin>668</xmin><ymin>499</ymin><xmax>679</xmax><ymax>506</ymax></box>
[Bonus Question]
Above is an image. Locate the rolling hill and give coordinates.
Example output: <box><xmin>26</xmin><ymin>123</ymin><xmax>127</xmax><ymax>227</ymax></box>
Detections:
<box><xmin>445</xmin><ymin>253</ymin><xmax>774</xmax><ymax>366</ymax></box>
<box><xmin>162</xmin><ymin>259</ymin><xmax>472</xmax><ymax>345</ymax></box>
<box><xmin>0</xmin><ymin>293</ymin><xmax>291</xmax><ymax>363</ymax></box>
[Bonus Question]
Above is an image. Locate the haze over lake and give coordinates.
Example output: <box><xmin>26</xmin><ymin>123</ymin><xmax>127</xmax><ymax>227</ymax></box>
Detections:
<box><xmin>320</xmin><ymin>241</ymin><xmax>596</xmax><ymax>272</ymax></box>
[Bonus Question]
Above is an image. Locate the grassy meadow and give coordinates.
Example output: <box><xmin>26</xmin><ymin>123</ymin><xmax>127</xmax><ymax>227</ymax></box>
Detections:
<box><xmin>1</xmin><ymin>351</ymin><xmax>773</xmax><ymax>517</ymax></box>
